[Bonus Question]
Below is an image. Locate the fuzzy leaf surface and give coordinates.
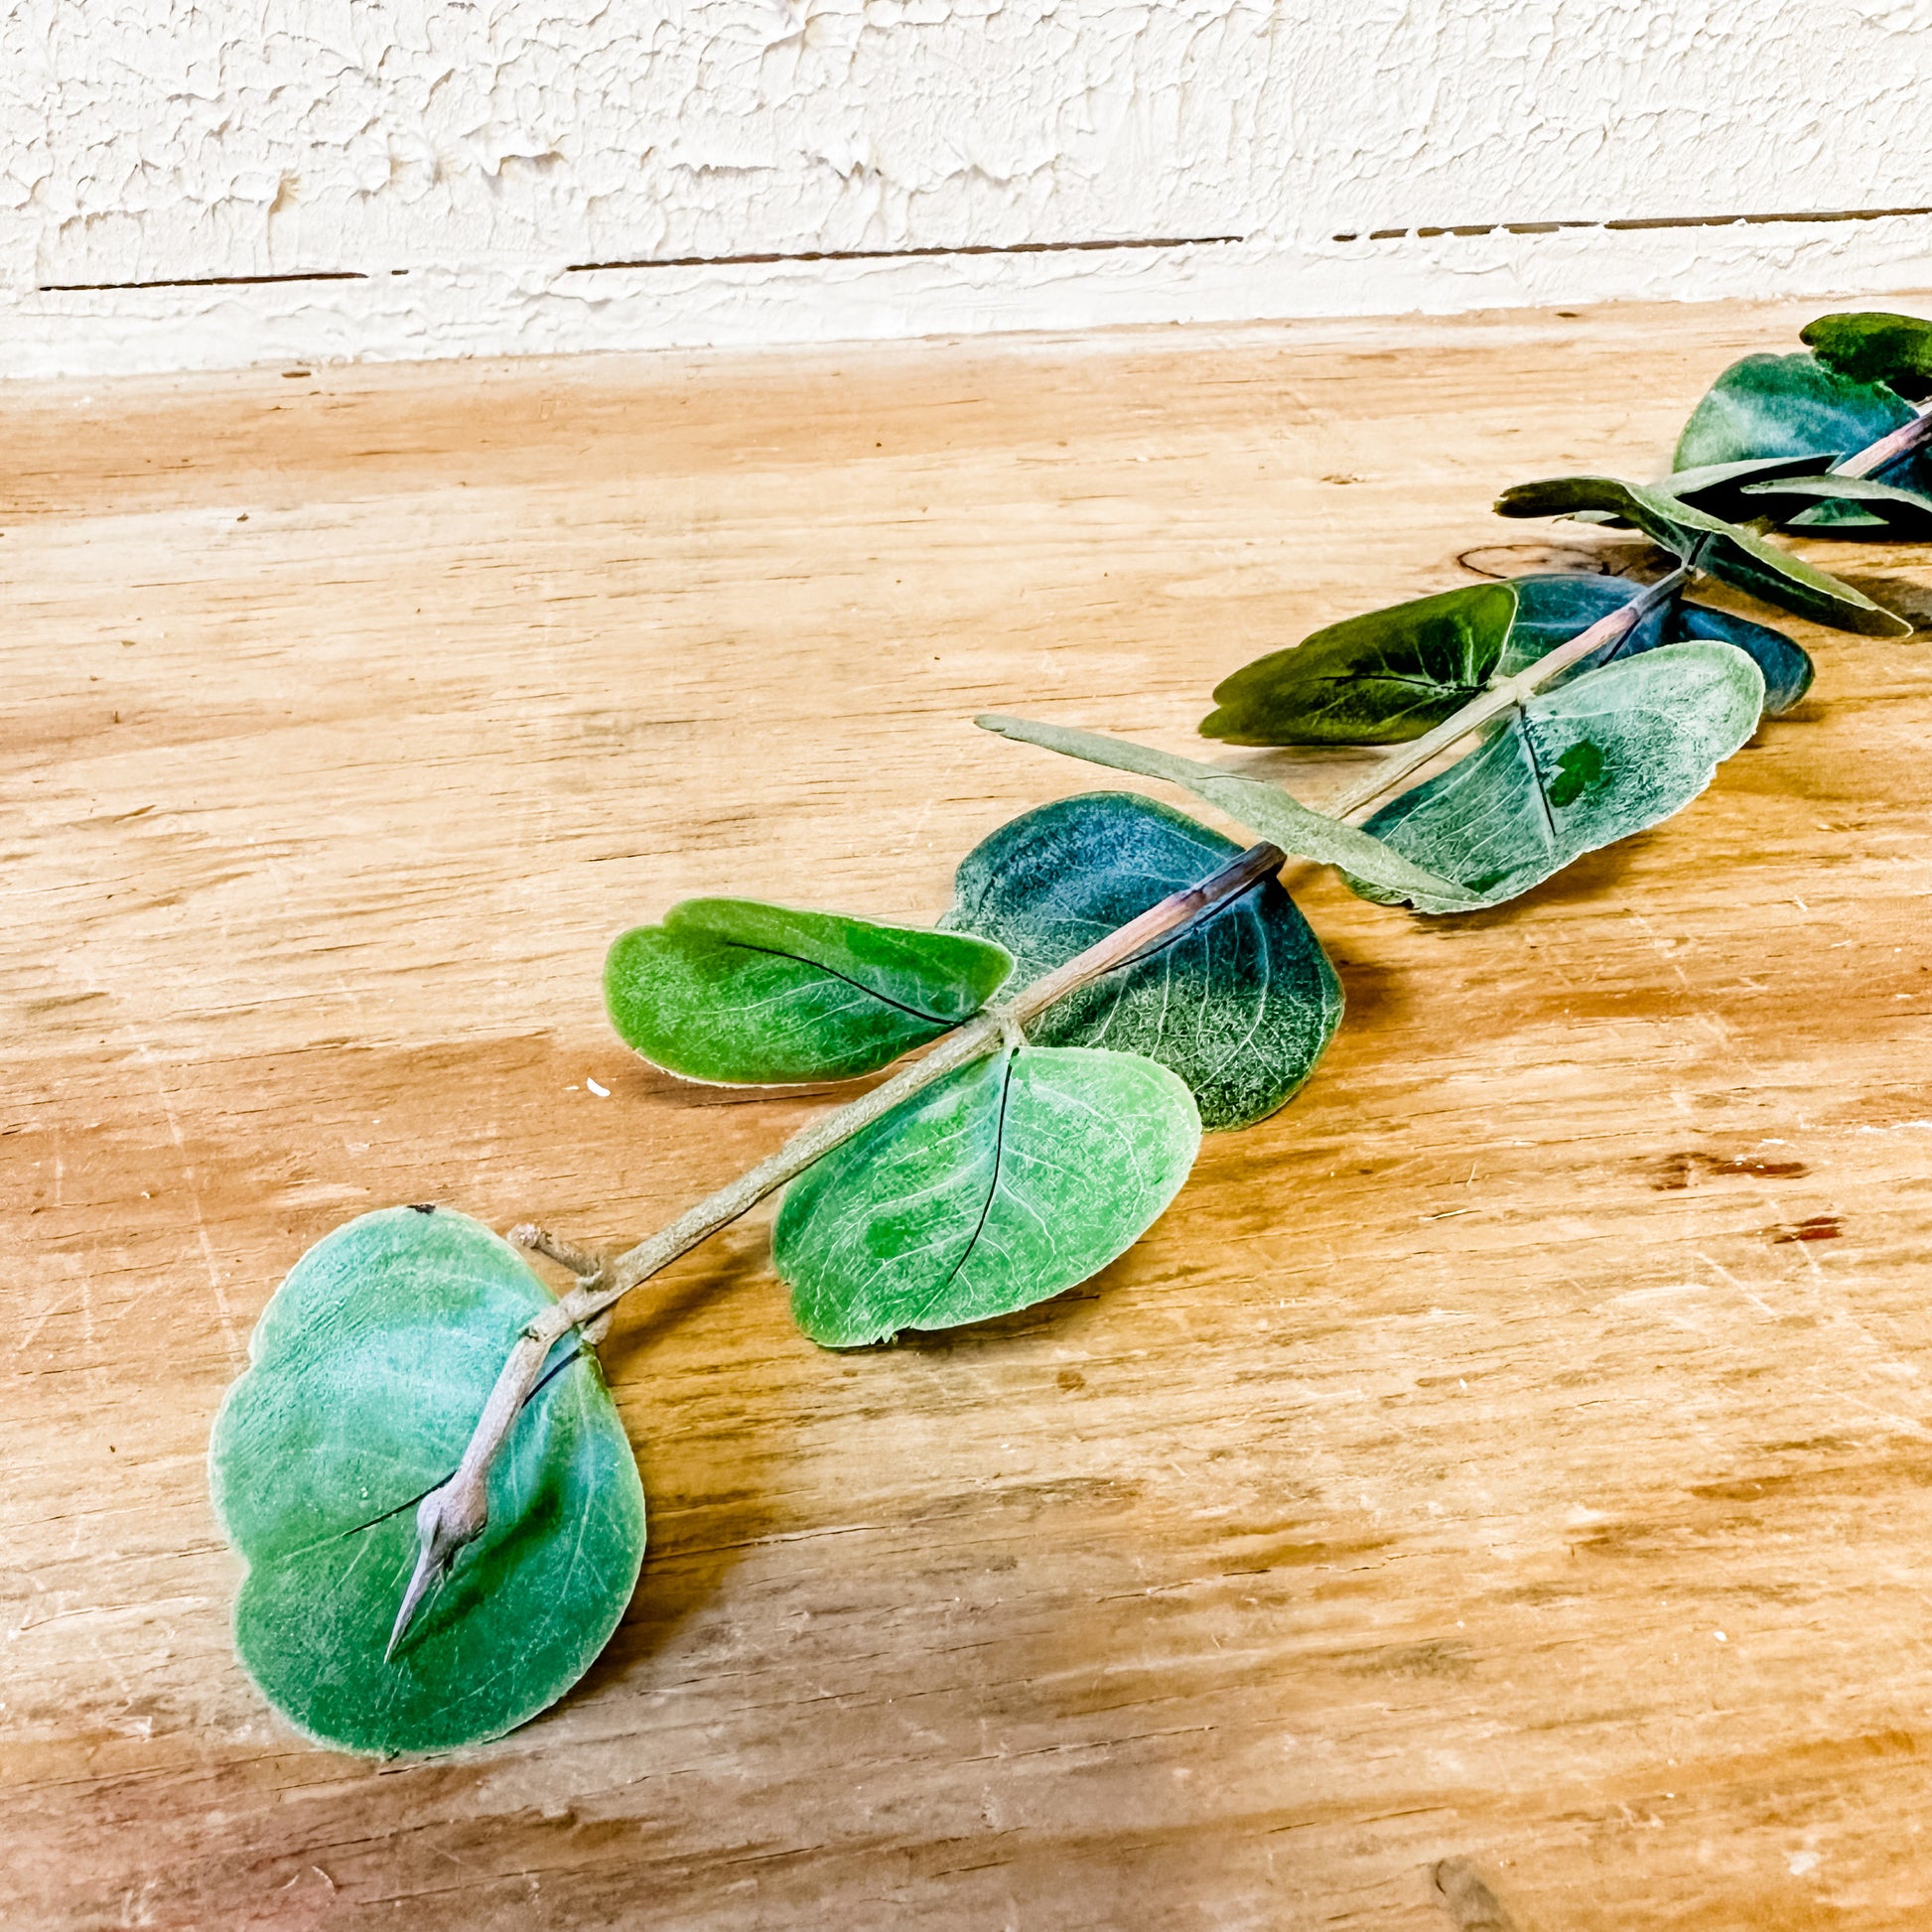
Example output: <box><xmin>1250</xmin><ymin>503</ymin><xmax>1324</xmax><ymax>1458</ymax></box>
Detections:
<box><xmin>776</xmin><ymin>1043</ymin><xmax>1199</xmax><ymax>1347</ymax></box>
<box><xmin>209</xmin><ymin>1206</ymin><xmax>645</xmax><ymax>1756</ymax></box>
<box><xmin>606</xmin><ymin>898</ymin><xmax>1012</xmax><ymax>1084</ymax></box>
<box><xmin>1349</xmin><ymin>642</ymin><xmax>1764</xmax><ymax>907</ymax></box>
<box><xmin>944</xmin><ymin>792</ymin><xmax>1342</xmax><ymax>1129</ymax></box>
<box><xmin>1494</xmin><ymin>476</ymin><xmax>1910</xmax><ymax>635</ymax></box>
<box><xmin>1664</xmin><ymin>602</ymin><xmax>1813</xmax><ymax>714</ymax></box>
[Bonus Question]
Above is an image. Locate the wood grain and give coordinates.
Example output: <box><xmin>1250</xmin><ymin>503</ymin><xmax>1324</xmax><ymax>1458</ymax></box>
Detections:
<box><xmin>10</xmin><ymin>297</ymin><xmax>1932</xmax><ymax>1929</ymax></box>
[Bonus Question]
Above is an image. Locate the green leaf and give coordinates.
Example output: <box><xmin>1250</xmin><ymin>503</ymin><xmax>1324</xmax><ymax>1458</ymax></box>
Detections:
<box><xmin>1349</xmin><ymin>642</ymin><xmax>1764</xmax><ymax>907</ymax></box>
<box><xmin>605</xmin><ymin>898</ymin><xmax>1013</xmax><ymax>1084</ymax></box>
<box><xmin>1199</xmin><ymin>583</ymin><xmax>1520</xmax><ymax>745</ymax></box>
<box><xmin>1665</xmin><ymin>601</ymin><xmax>1812</xmax><ymax>715</ymax></box>
<box><xmin>1494</xmin><ymin>475</ymin><xmax>1911</xmax><ymax>636</ymax></box>
<box><xmin>1801</xmin><ymin>311</ymin><xmax>1932</xmax><ymax>401</ymax></box>
<box><xmin>943</xmin><ymin>792</ymin><xmax>1342</xmax><ymax>1130</ymax></box>
<box><xmin>209</xmin><ymin>1206</ymin><xmax>645</xmax><ymax>1756</ymax></box>
<box><xmin>775</xmin><ymin>1043</ymin><xmax>1199</xmax><ymax>1347</ymax></box>
<box><xmin>1496</xmin><ymin>573</ymin><xmax>1672</xmax><ymax>675</ymax></box>
<box><xmin>1674</xmin><ymin>351</ymin><xmax>1916</xmax><ymax>469</ymax></box>
<box><xmin>1735</xmin><ymin>472</ymin><xmax>1932</xmax><ymax>535</ymax></box>
<box><xmin>974</xmin><ymin>716</ymin><xmax>1488</xmax><ymax>914</ymax></box>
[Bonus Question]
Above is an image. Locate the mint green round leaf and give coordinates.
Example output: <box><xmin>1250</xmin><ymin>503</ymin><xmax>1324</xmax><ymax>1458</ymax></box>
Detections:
<box><xmin>775</xmin><ymin>1043</ymin><xmax>1200</xmax><ymax>1348</ymax></box>
<box><xmin>605</xmin><ymin>897</ymin><xmax>1012</xmax><ymax>1085</ymax></box>
<box><xmin>1347</xmin><ymin>642</ymin><xmax>1764</xmax><ymax>909</ymax></box>
<box><xmin>209</xmin><ymin>1206</ymin><xmax>645</xmax><ymax>1756</ymax></box>
<box><xmin>1674</xmin><ymin>351</ymin><xmax>1916</xmax><ymax>471</ymax></box>
<box><xmin>1802</xmin><ymin>312</ymin><xmax>1932</xmax><ymax>402</ymax></box>
<box><xmin>1494</xmin><ymin>475</ymin><xmax>1911</xmax><ymax>636</ymax></box>
<box><xmin>943</xmin><ymin>792</ymin><xmax>1341</xmax><ymax>1130</ymax></box>
<box><xmin>1199</xmin><ymin>583</ymin><xmax>1518</xmax><ymax>745</ymax></box>
<box><xmin>1665</xmin><ymin>601</ymin><xmax>1813</xmax><ymax>715</ymax></box>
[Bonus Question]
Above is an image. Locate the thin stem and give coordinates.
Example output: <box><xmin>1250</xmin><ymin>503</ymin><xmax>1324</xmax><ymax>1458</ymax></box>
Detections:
<box><xmin>1322</xmin><ymin>563</ymin><xmax>1691</xmax><ymax>823</ymax></box>
<box><xmin>1833</xmin><ymin>407</ymin><xmax>1932</xmax><ymax>482</ymax></box>
<box><xmin>387</xmin><ymin>838</ymin><xmax>1287</xmax><ymax>1656</ymax></box>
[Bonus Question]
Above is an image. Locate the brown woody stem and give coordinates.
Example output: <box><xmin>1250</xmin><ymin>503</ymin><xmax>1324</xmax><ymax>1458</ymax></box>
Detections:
<box><xmin>387</xmin><ymin>839</ymin><xmax>1287</xmax><ymax>1657</ymax></box>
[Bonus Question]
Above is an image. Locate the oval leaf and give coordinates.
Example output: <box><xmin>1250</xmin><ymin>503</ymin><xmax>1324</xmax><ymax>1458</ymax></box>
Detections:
<box><xmin>606</xmin><ymin>898</ymin><xmax>1012</xmax><ymax>1084</ymax></box>
<box><xmin>1665</xmin><ymin>601</ymin><xmax>1813</xmax><ymax>715</ymax></box>
<box><xmin>943</xmin><ymin>792</ymin><xmax>1342</xmax><ymax>1130</ymax></box>
<box><xmin>209</xmin><ymin>1206</ymin><xmax>646</xmax><ymax>1756</ymax></box>
<box><xmin>1674</xmin><ymin>351</ymin><xmax>1916</xmax><ymax>470</ymax></box>
<box><xmin>1348</xmin><ymin>642</ymin><xmax>1765</xmax><ymax>908</ymax></box>
<box><xmin>775</xmin><ymin>1042</ymin><xmax>1200</xmax><ymax>1347</ymax></box>
<box><xmin>1801</xmin><ymin>311</ymin><xmax>1932</xmax><ymax>401</ymax></box>
<box><xmin>1199</xmin><ymin>583</ymin><xmax>1519</xmax><ymax>745</ymax></box>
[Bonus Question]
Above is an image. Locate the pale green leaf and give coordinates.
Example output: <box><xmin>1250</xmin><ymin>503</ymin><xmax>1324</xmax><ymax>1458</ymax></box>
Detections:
<box><xmin>1674</xmin><ymin>351</ymin><xmax>1915</xmax><ymax>470</ymax></box>
<box><xmin>209</xmin><ymin>1205</ymin><xmax>645</xmax><ymax>1756</ymax></box>
<box><xmin>775</xmin><ymin>1043</ymin><xmax>1200</xmax><ymax>1347</ymax></box>
<box><xmin>605</xmin><ymin>898</ymin><xmax>1012</xmax><ymax>1084</ymax></box>
<box><xmin>943</xmin><ymin>791</ymin><xmax>1342</xmax><ymax>1130</ymax></box>
<box><xmin>1348</xmin><ymin>642</ymin><xmax>1764</xmax><ymax>907</ymax></box>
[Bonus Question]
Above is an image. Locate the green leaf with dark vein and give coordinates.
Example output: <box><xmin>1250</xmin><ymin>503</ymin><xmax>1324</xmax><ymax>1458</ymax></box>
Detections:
<box><xmin>1802</xmin><ymin>312</ymin><xmax>1932</xmax><ymax>401</ymax></box>
<box><xmin>1674</xmin><ymin>351</ymin><xmax>1917</xmax><ymax>469</ymax></box>
<box><xmin>775</xmin><ymin>1042</ymin><xmax>1200</xmax><ymax>1347</ymax></box>
<box><xmin>605</xmin><ymin>898</ymin><xmax>1013</xmax><ymax>1084</ymax></box>
<box><xmin>974</xmin><ymin>715</ymin><xmax>1487</xmax><ymax>913</ymax></box>
<box><xmin>1347</xmin><ymin>642</ymin><xmax>1764</xmax><ymax>908</ymax></box>
<box><xmin>209</xmin><ymin>1205</ymin><xmax>645</xmax><ymax>1756</ymax></box>
<box><xmin>942</xmin><ymin>792</ymin><xmax>1342</xmax><ymax>1129</ymax></box>
<box><xmin>1199</xmin><ymin>583</ymin><xmax>1520</xmax><ymax>745</ymax></box>
<box><xmin>1494</xmin><ymin>475</ymin><xmax>1911</xmax><ymax>636</ymax></box>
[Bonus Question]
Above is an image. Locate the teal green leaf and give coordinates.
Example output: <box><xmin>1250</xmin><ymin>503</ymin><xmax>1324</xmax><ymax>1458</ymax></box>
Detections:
<box><xmin>1199</xmin><ymin>583</ymin><xmax>1520</xmax><ymax>745</ymax></box>
<box><xmin>775</xmin><ymin>1043</ymin><xmax>1199</xmax><ymax>1347</ymax></box>
<box><xmin>1674</xmin><ymin>351</ymin><xmax>1916</xmax><ymax>469</ymax></box>
<box><xmin>974</xmin><ymin>716</ymin><xmax>1488</xmax><ymax>914</ymax></box>
<box><xmin>1349</xmin><ymin>643</ymin><xmax>1764</xmax><ymax>907</ymax></box>
<box><xmin>209</xmin><ymin>1206</ymin><xmax>645</xmax><ymax>1756</ymax></box>
<box><xmin>943</xmin><ymin>792</ymin><xmax>1341</xmax><ymax>1130</ymax></box>
<box><xmin>1494</xmin><ymin>475</ymin><xmax>1910</xmax><ymax>636</ymax></box>
<box><xmin>1496</xmin><ymin>573</ymin><xmax>1671</xmax><ymax>674</ymax></box>
<box><xmin>1801</xmin><ymin>312</ymin><xmax>1932</xmax><ymax>401</ymax></box>
<box><xmin>605</xmin><ymin>898</ymin><xmax>1013</xmax><ymax>1084</ymax></box>
<box><xmin>1665</xmin><ymin>602</ymin><xmax>1812</xmax><ymax>715</ymax></box>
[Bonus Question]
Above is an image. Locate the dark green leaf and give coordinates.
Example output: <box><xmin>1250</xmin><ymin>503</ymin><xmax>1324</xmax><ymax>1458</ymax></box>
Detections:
<box><xmin>775</xmin><ymin>1042</ymin><xmax>1199</xmax><ymax>1347</ymax></box>
<box><xmin>1802</xmin><ymin>311</ymin><xmax>1932</xmax><ymax>401</ymax></box>
<box><xmin>1664</xmin><ymin>602</ymin><xmax>1812</xmax><ymax>715</ymax></box>
<box><xmin>209</xmin><ymin>1206</ymin><xmax>645</xmax><ymax>1756</ymax></box>
<box><xmin>943</xmin><ymin>792</ymin><xmax>1342</xmax><ymax>1130</ymax></box>
<box><xmin>1199</xmin><ymin>583</ymin><xmax>1519</xmax><ymax>745</ymax></box>
<box><xmin>1495</xmin><ymin>475</ymin><xmax>1911</xmax><ymax>636</ymax></box>
<box><xmin>1349</xmin><ymin>643</ymin><xmax>1764</xmax><ymax>907</ymax></box>
<box><xmin>605</xmin><ymin>898</ymin><xmax>1012</xmax><ymax>1084</ymax></box>
<box><xmin>974</xmin><ymin>716</ymin><xmax>1487</xmax><ymax>914</ymax></box>
<box><xmin>1736</xmin><ymin>472</ymin><xmax>1932</xmax><ymax>535</ymax></box>
<box><xmin>1674</xmin><ymin>351</ymin><xmax>1916</xmax><ymax>469</ymax></box>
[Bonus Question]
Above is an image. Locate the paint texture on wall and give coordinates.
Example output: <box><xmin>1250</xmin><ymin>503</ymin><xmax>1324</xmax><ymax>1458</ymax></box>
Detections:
<box><xmin>4</xmin><ymin>0</ymin><xmax>1932</xmax><ymax>372</ymax></box>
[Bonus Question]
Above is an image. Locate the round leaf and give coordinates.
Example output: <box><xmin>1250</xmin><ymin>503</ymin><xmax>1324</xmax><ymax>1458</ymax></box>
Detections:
<box><xmin>1673</xmin><ymin>351</ymin><xmax>1916</xmax><ymax>471</ymax></box>
<box><xmin>775</xmin><ymin>1042</ymin><xmax>1200</xmax><ymax>1348</ymax></box>
<box><xmin>1801</xmin><ymin>311</ymin><xmax>1932</xmax><ymax>401</ymax></box>
<box><xmin>209</xmin><ymin>1206</ymin><xmax>645</xmax><ymax>1755</ymax></box>
<box><xmin>1349</xmin><ymin>642</ymin><xmax>1765</xmax><ymax>908</ymax></box>
<box><xmin>606</xmin><ymin>898</ymin><xmax>1012</xmax><ymax>1084</ymax></box>
<box><xmin>1665</xmin><ymin>601</ymin><xmax>1812</xmax><ymax>714</ymax></box>
<box><xmin>1199</xmin><ymin>583</ymin><xmax>1519</xmax><ymax>745</ymax></box>
<box><xmin>944</xmin><ymin>792</ymin><xmax>1342</xmax><ymax>1129</ymax></box>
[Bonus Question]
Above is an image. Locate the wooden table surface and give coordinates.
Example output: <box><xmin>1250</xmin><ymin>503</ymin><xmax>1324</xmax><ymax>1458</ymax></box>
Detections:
<box><xmin>11</xmin><ymin>296</ymin><xmax>1932</xmax><ymax>1930</ymax></box>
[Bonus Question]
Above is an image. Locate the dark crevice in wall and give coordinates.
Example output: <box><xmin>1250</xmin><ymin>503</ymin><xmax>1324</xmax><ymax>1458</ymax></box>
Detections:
<box><xmin>38</xmin><ymin>269</ymin><xmax>372</xmax><ymax>292</ymax></box>
<box><xmin>562</xmin><ymin>234</ymin><xmax>1243</xmax><ymax>271</ymax></box>
<box><xmin>1335</xmin><ymin>205</ymin><xmax>1932</xmax><ymax>242</ymax></box>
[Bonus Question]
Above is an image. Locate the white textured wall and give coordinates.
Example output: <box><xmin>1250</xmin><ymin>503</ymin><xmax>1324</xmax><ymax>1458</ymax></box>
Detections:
<box><xmin>5</xmin><ymin>0</ymin><xmax>1932</xmax><ymax>374</ymax></box>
